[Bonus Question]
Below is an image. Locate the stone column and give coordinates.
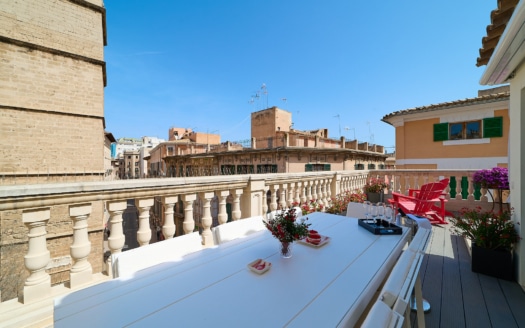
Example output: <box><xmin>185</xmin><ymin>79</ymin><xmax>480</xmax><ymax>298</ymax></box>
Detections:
<box><xmin>279</xmin><ymin>184</ymin><xmax>287</xmax><ymax>210</ymax></box>
<box><xmin>69</xmin><ymin>203</ymin><xmax>93</xmax><ymax>288</ymax></box>
<box><xmin>217</xmin><ymin>190</ymin><xmax>229</xmax><ymax>225</ymax></box>
<box><xmin>162</xmin><ymin>196</ymin><xmax>178</xmax><ymax>239</ymax></box>
<box><xmin>294</xmin><ymin>182</ymin><xmax>302</xmax><ymax>205</ymax></box>
<box><xmin>262</xmin><ymin>187</ymin><xmax>269</xmax><ymax>216</ymax></box>
<box><xmin>135</xmin><ymin>198</ymin><xmax>153</xmax><ymax>245</ymax></box>
<box><xmin>182</xmin><ymin>194</ymin><xmax>197</xmax><ymax>234</ymax></box>
<box><xmin>306</xmin><ymin>180</ymin><xmax>312</xmax><ymax>202</ymax></box>
<box><xmin>200</xmin><ymin>192</ymin><xmax>215</xmax><ymax>246</ymax></box>
<box><xmin>311</xmin><ymin>180</ymin><xmax>318</xmax><ymax>203</ymax></box>
<box><xmin>270</xmin><ymin>185</ymin><xmax>278</xmax><ymax>211</ymax></box>
<box><xmin>22</xmin><ymin>207</ymin><xmax>51</xmax><ymax>303</ymax></box>
<box><xmin>231</xmin><ymin>189</ymin><xmax>243</xmax><ymax>220</ymax></box>
<box><xmin>287</xmin><ymin>183</ymin><xmax>294</xmax><ymax>208</ymax></box>
<box><xmin>106</xmin><ymin>200</ymin><xmax>127</xmax><ymax>277</ymax></box>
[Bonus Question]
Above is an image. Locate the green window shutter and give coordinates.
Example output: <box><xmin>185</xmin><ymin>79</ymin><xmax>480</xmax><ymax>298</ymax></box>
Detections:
<box><xmin>272</xmin><ymin>165</ymin><xmax>278</xmax><ymax>173</ymax></box>
<box><xmin>483</xmin><ymin>117</ymin><xmax>503</xmax><ymax>138</ymax></box>
<box><xmin>433</xmin><ymin>123</ymin><xmax>449</xmax><ymax>141</ymax></box>
<box><xmin>249</xmin><ymin>165</ymin><xmax>254</xmax><ymax>174</ymax></box>
<box><xmin>305</xmin><ymin>164</ymin><xmax>313</xmax><ymax>172</ymax></box>
<box><xmin>324</xmin><ymin>164</ymin><xmax>330</xmax><ymax>171</ymax></box>
<box><xmin>237</xmin><ymin>165</ymin><xmax>242</xmax><ymax>174</ymax></box>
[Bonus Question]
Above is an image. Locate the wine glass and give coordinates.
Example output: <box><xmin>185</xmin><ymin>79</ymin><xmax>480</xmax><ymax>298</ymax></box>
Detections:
<box><xmin>369</xmin><ymin>203</ymin><xmax>378</xmax><ymax>225</ymax></box>
<box><xmin>362</xmin><ymin>201</ymin><xmax>371</xmax><ymax>222</ymax></box>
<box><xmin>376</xmin><ymin>202</ymin><xmax>385</xmax><ymax>226</ymax></box>
<box><xmin>385</xmin><ymin>204</ymin><xmax>394</xmax><ymax>224</ymax></box>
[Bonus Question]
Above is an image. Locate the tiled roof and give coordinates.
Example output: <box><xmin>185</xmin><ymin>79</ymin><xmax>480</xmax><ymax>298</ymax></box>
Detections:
<box><xmin>382</xmin><ymin>91</ymin><xmax>509</xmax><ymax>122</ymax></box>
<box><xmin>476</xmin><ymin>0</ymin><xmax>519</xmax><ymax>67</ymax></box>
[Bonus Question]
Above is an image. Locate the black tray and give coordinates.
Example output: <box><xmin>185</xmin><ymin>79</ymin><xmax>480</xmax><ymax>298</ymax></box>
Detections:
<box><xmin>358</xmin><ymin>219</ymin><xmax>403</xmax><ymax>235</ymax></box>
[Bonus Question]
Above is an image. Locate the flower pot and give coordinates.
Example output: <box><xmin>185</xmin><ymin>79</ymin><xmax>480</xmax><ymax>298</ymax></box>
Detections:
<box><xmin>366</xmin><ymin>192</ymin><xmax>383</xmax><ymax>204</ymax></box>
<box><xmin>471</xmin><ymin>243</ymin><xmax>513</xmax><ymax>280</ymax></box>
<box><xmin>279</xmin><ymin>241</ymin><xmax>293</xmax><ymax>258</ymax></box>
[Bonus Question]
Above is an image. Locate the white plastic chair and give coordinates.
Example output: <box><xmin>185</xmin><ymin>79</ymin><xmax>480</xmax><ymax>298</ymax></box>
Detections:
<box><xmin>212</xmin><ymin>216</ymin><xmax>266</xmax><ymax>245</ymax></box>
<box><xmin>360</xmin><ymin>300</ymin><xmax>404</xmax><ymax>328</ymax></box>
<box><xmin>111</xmin><ymin>231</ymin><xmax>203</xmax><ymax>278</ymax></box>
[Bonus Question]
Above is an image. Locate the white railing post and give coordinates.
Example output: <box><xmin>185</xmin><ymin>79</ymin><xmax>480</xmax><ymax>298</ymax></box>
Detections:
<box><xmin>294</xmin><ymin>182</ymin><xmax>302</xmax><ymax>205</ymax></box>
<box><xmin>200</xmin><ymin>192</ymin><xmax>215</xmax><ymax>246</ymax></box>
<box><xmin>231</xmin><ymin>189</ymin><xmax>243</xmax><ymax>220</ymax></box>
<box><xmin>287</xmin><ymin>183</ymin><xmax>294</xmax><ymax>208</ymax></box>
<box><xmin>279</xmin><ymin>184</ymin><xmax>287</xmax><ymax>209</ymax></box>
<box><xmin>162</xmin><ymin>196</ymin><xmax>178</xmax><ymax>239</ymax></box>
<box><xmin>182</xmin><ymin>194</ymin><xmax>197</xmax><ymax>234</ymax></box>
<box><xmin>106</xmin><ymin>200</ymin><xmax>127</xmax><ymax>277</ymax></box>
<box><xmin>68</xmin><ymin>203</ymin><xmax>93</xmax><ymax>288</ymax></box>
<box><xmin>262</xmin><ymin>187</ymin><xmax>269</xmax><ymax>215</ymax></box>
<box><xmin>218</xmin><ymin>190</ymin><xmax>229</xmax><ymax>225</ymax></box>
<box><xmin>22</xmin><ymin>207</ymin><xmax>51</xmax><ymax>303</ymax></box>
<box><xmin>270</xmin><ymin>185</ymin><xmax>278</xmax><ymax>211</ymax></box>
<box><xmin>135</xmin><ymin>198</ymin><xmax>154</xmax><ymax>245</ymax></box>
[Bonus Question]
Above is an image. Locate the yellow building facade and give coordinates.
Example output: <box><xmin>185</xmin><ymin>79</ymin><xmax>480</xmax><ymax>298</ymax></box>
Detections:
<box><xmin>382</xmin><ymin>87</ymin><xmax>509</xmax><ymax>169</ymax></box>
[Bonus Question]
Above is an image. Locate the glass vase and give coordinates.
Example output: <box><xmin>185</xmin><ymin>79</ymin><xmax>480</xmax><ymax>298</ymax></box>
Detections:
<box><xmin>279</xmin><ymin>241</ymin><xmax>293</xmax><ymax>258</ymax></box>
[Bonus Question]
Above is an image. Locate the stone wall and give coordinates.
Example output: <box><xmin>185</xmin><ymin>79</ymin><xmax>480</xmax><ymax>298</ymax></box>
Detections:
<box><xmin>0</xmin><ymin>0</ymin><xmax>107</xmax><ymax>301</ymax></box>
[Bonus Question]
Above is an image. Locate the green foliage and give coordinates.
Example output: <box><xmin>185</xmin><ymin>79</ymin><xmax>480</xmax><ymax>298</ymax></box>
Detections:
<box><xmin>450</xmin><ymin>207</ymin><xmax>520</xmax><ymax>250</ymax></box>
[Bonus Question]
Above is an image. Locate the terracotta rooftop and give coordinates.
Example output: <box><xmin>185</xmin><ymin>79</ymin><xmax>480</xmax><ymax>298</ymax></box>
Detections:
<box><xmin>382</xmin><ymin>90</ymin><xmax>509</xmax><ymax>123</ymax></box>
<box><xmin>476</xmin><ymin>0</ymin><xmax>519</xmax><ymax>67</ymax></box>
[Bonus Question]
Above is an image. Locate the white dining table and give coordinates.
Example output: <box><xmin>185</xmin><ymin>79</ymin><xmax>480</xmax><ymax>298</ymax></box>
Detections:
<box><xmin>54</xmin><ymin>212</ymin><xmax>409</xmax><ymax>328</ymax></box>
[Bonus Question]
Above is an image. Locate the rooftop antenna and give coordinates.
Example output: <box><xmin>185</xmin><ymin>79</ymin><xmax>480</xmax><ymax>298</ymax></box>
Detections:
<box><xmin>366</xmin><ymin>121</ymin><xmax>374</xmax><ymax>144</ymax></box>
<box><xmin>334</xmin><ymin>114</ymin><xmax>341</xmax><ymax>138</ymax></box>
<box><xmin>261</xmin><ymin>83</ymin><xmax>268</xmax><ymax>108</ymax></box>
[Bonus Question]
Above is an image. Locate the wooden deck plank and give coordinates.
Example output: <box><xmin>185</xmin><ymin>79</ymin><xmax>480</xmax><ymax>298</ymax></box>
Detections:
<box><xmin>439</xmin><ymin>226</ymin><xmax>465</xmax><ymax>328</ymax></box>
<box><xmin>499</xmin><ymin>279</ymin><xmax>525</xmax><ymax>326</ymax></box>
<box><xmin>419</xmin><ymin>225</ymin><xmax>446</xmax><ymax>328</ymax></box>
<box><xmin>479</xmin><ymin>275</ymin><xmax>518</xmax><ymax>328</ymax></box>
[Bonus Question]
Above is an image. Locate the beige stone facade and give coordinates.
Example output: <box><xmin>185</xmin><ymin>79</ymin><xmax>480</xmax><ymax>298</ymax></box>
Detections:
<box><xmin>0</xmin><ymin>0</ymin><xmax>107</xmax><ymax>300</ymax></box>
<box><xmin>148</xmin><ymin>107</ymin><xmax>387</xmax><ymax>178</ymax></box>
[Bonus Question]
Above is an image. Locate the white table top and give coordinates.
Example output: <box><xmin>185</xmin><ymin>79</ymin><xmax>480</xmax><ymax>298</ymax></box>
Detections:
<box><xmin>54</xmin><ymin>212</ymin><xmax>409</xmax><ymax>328</ymax></box>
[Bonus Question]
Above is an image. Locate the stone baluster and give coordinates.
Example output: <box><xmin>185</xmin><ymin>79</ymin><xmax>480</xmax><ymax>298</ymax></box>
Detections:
<box><xmin>403</xmin><ymin>175</ymin><xmax>411</xmax><ymax>195</ymax></box>
<box><xmin>182</xmin><ymin>194</ymin><xmax>197</xmax><ymax>234</ymax></box>
<box><xmin>306</xmin><ymin>180</ymin><xmax>313</xmax><ymax>201</ymax></box>
<box><xmin>106</xmin><ymin>200</ymin><xmax>127</xmax><ymax>278</ymax></box>
<box><xmin>326</xmin><ymin>178</ymin><xmax>332</xmax><ymax>201</ymax></box>
<box><xmin>200</xmin><ymin>192</ymin><xmax>214</xmax><ymax>246</ymax></box>
<box><xmin>311</xmin><ymin>180</ymin><xmax>318</xmax><ymax>202</ymax></box>
<box><xmin>294</xmin><ymin>182</ymin><xmax>302</xmax><ymax>205</ymax></box>
<box><xmin>270</xmin><ymin>185</ymin><xmax>278</xmax><ymax>211</ymax></box>
<box><xmin>322</xmin><ymin>179</ymin><xmax>329</xmax><ymax>204</ymax></box>
<box><xmin>280</xmin><ymin>184</ymin><xmax>287</xmax><ymax>210</ymax></box>
<box><xmin>135</xmin><ymin>198</ymin><xmax>153</xmax><ymax>245</ymax></box>
<box><xmin>454</xmin><ymin>175</ymin><xmax>463</xmax><ymax>200</ymax></box>
<box><xmin>287</xmin><ymin>183</ymin><xmax>294</xmax><ymax>208</ymax></box>
<box><xmin>162</xmin><ymin>196</ymin><xmax>178</xmax><ymax>239</ymax></box>
<box><xmin>316</xmin><ymin>180</ymin><xmax>324</xmax><ymax>208</ymax></box>
<box><xmin>231</xmin><ymin>189</ymin><xmax>242</xmax><ymax>220</ymax></box>
<box><xmin>217</xmin><ymin>190</ymin><xmax>229</xmax><ymax>225</ymax></box>
<box><xmin>467</xmin><ymin>176</ymin><xmax>475</xmax><ymax>201</ymax></box>
<box><xmin>68</xmin><ymin>203</ymin><xmax>93</xmax><ymax>288</ymax></box>
<box><xmin>22</xmin><ymin>207</ymin><xmax>51</xmax><ymax>303</ymax></box>
<box><xmin>262</xmin><ymin>187</ymin><xmax>269</xmax><ymax>216</ymax></box>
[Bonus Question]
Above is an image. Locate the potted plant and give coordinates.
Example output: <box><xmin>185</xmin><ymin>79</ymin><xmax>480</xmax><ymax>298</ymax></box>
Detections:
<box><xmin>364</xmin><ymin>177</ymin><xmax>388</xmax><ymax>203</ymax></box>
<box><xmin>472</xmin><ymin>167</ymin><xmax>509</xmax><ymax>213</ymax></box>
<box><xmin>264</xmin><ymin>207</ymin><xmax>311</xmax><ymax>258</ymax></box>
<box><xmin>326</xmin><ymin>190</ymin><xmax>367</xmax><ymax>215</ymax></box>
<box><xmin>450</xmin><ymin>207</ymin><xmax>520</xmax><ymax>280</ymax></box>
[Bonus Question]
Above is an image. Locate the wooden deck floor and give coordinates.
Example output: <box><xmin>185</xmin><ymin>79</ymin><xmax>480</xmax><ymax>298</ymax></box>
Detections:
<box><xmin>412</xmin><ymin>223</ymin><xmax>525</xmax><ymax>328</ymax></box>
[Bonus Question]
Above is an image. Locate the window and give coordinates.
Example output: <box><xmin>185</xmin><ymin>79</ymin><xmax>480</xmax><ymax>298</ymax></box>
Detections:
<box><xmin>257</xmin><ymin>164</ymin><xmax>277</xmax><ymax>173</ymax></box>
<box><xmin>355</xmin><ymin>164</ymin><xmax>365</xmax><ymax>170</ymax></box>
<box><xmin>236</xmin><ymin>165</ymin><xmax>254</xmax><ymax>174</ymax></box>
<box><xmin>305</xmin><ymin>164</ymin><xmax>331</xmax><ymax>172</ymax></box>
<box><xmin>368</xmin><ymin>164</ymin><xmax>376</xmax><ymax>169</ymax></box>
<box><xmin>221</xmin><ymin>165</ymin><xmax>235</xmax><ymax>175</ymax></box>
<box><xmin>434</xmin><ymin>116</ymin><xmax>503</xmax><ymax>141</ymax></box>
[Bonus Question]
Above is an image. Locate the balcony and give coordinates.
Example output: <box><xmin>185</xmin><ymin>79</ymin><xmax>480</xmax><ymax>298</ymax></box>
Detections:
<box><xmin>0</xmin><ymin>169</ymin><xmax>523</xmax><ymax>326</ymax></box>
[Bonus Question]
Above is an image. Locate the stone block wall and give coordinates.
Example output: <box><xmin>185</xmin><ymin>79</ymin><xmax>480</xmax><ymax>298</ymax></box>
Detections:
<box><xmin>0</xmin><ymin>0</ymin><xmax>107</xmax><ymax>301</ymax></box>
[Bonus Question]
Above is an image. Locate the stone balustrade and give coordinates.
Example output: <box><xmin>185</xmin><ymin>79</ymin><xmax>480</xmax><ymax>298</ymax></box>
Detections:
<box><xmin>0</xmin><ymin>169</ymin><xmax>501</xmax><ymax>310</ymax></box>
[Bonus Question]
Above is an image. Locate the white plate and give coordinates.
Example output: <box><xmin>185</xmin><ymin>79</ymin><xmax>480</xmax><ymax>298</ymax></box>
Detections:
<box><xmin>247</xmin><ymin>259</ymin><xmax>271</xmax><ymax>274</ymax></box>
<box><xmin>298</xmin><ymin>235</ymin><xmax>330</xmax><ymax>248</ymax></box>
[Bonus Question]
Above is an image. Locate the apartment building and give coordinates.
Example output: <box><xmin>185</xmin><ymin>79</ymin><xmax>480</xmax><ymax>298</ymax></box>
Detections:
<box><xmin>382</xmin><ymin>86</ymin><xmax>509</xmax><ymax>169</ymax></box>
<box><xmin>148</xmin><ymin>107</ymin><xmax>387</xmax><ymax>178</ymax></box>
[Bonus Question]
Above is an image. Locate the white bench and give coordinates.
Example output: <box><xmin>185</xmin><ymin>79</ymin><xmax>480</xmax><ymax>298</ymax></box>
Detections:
<box><xmin>361</xmin><ymin>299</ymin><xmax>404</xmax><ymax>328</ymax></box>
<box><xmin>212</xmin><ymin>216</ymin><xmax>266</xmax><ymax>245</ymax></box>
<box><xmin>111</xmin><ymin>231</ymin><xmax>202</xmax><ymax>278</ymax></box>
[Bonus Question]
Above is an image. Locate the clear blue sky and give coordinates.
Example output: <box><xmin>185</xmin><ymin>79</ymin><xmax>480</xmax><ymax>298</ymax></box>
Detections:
<box><xmin>103</xmin><ymin>0</ymin><xmax>497</xmax><ymax>150</ymax></box>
